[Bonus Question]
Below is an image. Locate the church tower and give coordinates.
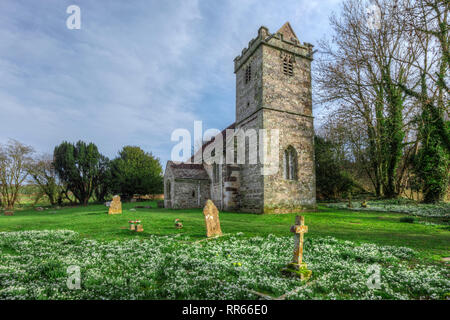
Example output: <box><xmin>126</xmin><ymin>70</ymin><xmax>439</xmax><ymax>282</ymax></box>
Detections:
<box><xmin>233</xmin><ymin>22</ymin><xmax>316</xmax><ymax>213</ymax></box>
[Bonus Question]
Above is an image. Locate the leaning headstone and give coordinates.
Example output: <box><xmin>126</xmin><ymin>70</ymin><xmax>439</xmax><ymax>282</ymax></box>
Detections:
<box><xmin>282</xmin><ymin>215</ymin><xmax>312</xmax><ymax>281</ymax></box>
<box><xmin>108</xmin><ymin>195</ymin><xmax>122</xmax><ymax>215</ymax></box>
<box><xmin>202</xmin><ymin>200</ymin><xmax>222</xmax><ymax>237</ymax></box>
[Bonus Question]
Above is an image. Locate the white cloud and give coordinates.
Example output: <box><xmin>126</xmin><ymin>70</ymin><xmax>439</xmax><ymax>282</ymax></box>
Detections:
<box><xmin>0</xmin><ymin>0</ymin><xmax>341</xmax><ymax>164</ymax></box>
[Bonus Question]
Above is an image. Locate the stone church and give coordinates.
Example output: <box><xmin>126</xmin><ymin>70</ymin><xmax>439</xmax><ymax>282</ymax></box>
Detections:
<box><xmin>164</xmin><ymin>22</ymin><xmax>316</xmax><ymax>213</ymax></box>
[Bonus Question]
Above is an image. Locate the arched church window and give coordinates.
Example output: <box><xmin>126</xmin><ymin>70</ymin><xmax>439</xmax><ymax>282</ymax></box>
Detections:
<box><xmin>283</xmin><ymin>146</ymin><xmax>297</xmax><ymax>180</ymax></box>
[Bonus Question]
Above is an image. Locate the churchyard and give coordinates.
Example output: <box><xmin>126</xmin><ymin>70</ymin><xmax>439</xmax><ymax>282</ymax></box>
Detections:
<box><xmin>0</xmin><ymin>200</ymin><xmax>449</xmax><ymax>300</ymax></box>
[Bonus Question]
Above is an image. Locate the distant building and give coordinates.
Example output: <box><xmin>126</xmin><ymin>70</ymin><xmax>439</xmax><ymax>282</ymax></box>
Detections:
<box><xmin>164</xmin><ymin>22</ymin><xmax>316</xmax><ymax>213</ymax></box>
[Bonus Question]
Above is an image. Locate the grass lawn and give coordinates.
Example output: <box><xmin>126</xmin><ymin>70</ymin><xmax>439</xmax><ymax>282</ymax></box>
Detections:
<box><xmin>1</xmin><ymin>201</ymin><xmax>449</xmax><ymax>261</ymax></box>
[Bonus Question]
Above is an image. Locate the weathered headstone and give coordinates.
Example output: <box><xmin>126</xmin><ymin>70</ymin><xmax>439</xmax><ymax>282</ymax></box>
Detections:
<box><xmin>108</xmin><ymin>195</ymin><xmax>122</xmax><ymax>215</ymax></box>
<box><xmin>282</xmin><ymin>215</ymin><xmax>312</xmax><ymax>280</ymax></box>
<box><xmin>291</xmin><ymin>215</ymin><xmax>308</xmax><ymax>266</ymax></box>
<box><xmin>174</xmin><ymin>218</ymin><xmax>183</xmax><ymax>229</ymax></box>
<box><xmin>202</xmin><ymin>200</ymin><xmax>222</xmax><ymax>237</ymax></box>
<box><xmin>128</xmin><ymin>220</ymin><xmax>143</xmax><ymax>232</ymax></box>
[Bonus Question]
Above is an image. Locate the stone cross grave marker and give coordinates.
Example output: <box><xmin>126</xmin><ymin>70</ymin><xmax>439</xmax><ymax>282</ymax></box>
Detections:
<box><xmin>283</xmin><ymin>215</ymin><xmax>312</xmax><ymax>280</ymax></box>
<box><xmin>108</xmin><ymin>195</ymin><xmax>122</xmax><ymax>215</ymax></box>
<box><xmin>290</xmin><ymin>215</ymin><xmax>308</xmax><ymax>266</ymax></box>
<box><xmin>203</xmin><ymin>199</ymin><xmax>222</xmax><ymax>237</ymax></box>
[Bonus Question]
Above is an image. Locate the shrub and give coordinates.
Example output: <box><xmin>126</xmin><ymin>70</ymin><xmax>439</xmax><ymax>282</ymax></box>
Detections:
<box><xmin>400</xmin><ymin>217</ymin><xmax>415</xmax><ymax>223</ymax></box>
<box><xmin>111</xmin><ymin>146</ymin><xmax>163</xmax><ymax>199</ymax></box>
<box><xmin>53</xmin><ymin>141</ymin><xmax>106</xmax><ymax>206</ymax></box>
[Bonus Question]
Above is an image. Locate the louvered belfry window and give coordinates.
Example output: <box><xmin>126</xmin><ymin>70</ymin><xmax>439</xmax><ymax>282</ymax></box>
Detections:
<box><xmin>283</xmin><ymin>55</ymin><xmax>294</xmax><ymax>76</ymax></box>
<box><xmin>245</xmin><ymin>63</ymin><xmax>252</xmax><ymax>84</ymax></box>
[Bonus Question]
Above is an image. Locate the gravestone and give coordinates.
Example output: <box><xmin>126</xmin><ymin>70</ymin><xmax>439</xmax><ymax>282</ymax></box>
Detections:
<box><xmin>282</xmin><ymin>215</ymin><xmax>312</xmax><ymax>280</ymax></box>
<box><xmin>157</xmin><ymin>200</ymin><xmax>164</xmax><ymax>208</ymax></box>
<box><xmin>202</xmin><ymin>200</ymin><xmax>222</xmax><ymax>237</ymax></box>
<box><xmin>174</xmin><ymin>218</ymin><xmax>183</xmax><ymax>229</ymax></box>
<box><xmin>108</xmin><ymin>195</ymin><xmax>122</xmax><ymax>215</ymax></box>
<box><xmin>291</xmin><ymin>215</ymin><xmax>308</xmax><ymax>266</ymax></box>
<box><xmin>4</xmin><ymin>211</ymin><xmax>13</xmax><ymax>216</ymax></box>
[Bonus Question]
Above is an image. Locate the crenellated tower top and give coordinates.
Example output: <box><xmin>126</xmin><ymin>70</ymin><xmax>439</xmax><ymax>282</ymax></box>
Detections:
<box><xmin>234</xmin><ymin>22</ymin><xmax>314</xmax><ymax>73</ymax></box>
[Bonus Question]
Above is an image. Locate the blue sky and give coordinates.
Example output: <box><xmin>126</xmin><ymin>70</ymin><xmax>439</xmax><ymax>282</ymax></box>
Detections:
<box><xmin>0</xmin><ymin>0</ymin><xmax>342</xmax><ymax>166</ymax></box>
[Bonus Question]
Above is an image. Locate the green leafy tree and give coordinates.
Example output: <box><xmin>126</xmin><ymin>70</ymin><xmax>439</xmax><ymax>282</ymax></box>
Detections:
<box><xmin>414</xmin><ymin>88</ymin><xmax>450</xmax><ymax>203</ymax></box>
<box><xmin>53</xmin><ymin>141</ymin><xmax>103</xmax><ymax>206</ymax></box>
<box><xmin>111</xmin><ymin>146</ymin><xmax>163</xmax><ymax>200</ymax></box>
<box><xmin>315</xmin><ymin>136</ymin><xmax>355</xmax><ymax>200</ymax></box>
<box><xmin>93</xmin><ymin>155</ymin><xmax>112</xmax><ymax>203</ymax></box>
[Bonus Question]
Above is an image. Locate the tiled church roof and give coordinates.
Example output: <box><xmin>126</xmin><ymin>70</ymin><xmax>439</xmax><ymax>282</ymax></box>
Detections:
<box><xmin>167</xmin><ymin>161</ymin><xmax>210</xmax><ymax>180</ymax></box>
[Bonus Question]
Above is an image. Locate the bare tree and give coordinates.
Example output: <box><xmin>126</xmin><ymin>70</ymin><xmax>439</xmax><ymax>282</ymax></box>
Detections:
<box><xmin>27</xmin><ymin>154</ymin><xmax>63</xmax><ymax>206</ymax></box>
<box><xmin>394</xmin><ymin>0</ymin><xmax>449</xmax><ymax>149</ymax></box>
<box><xmin>0</xmin><ymin>140</ymin><xmax>34</xmax><ymax>210</ymax></box>
<box><xmin>316</xmin><ymin>0</ymin><xmax>420</xmax><ymax>197</ymax></box>
<box><xmin>392</xmin><ymin>0</ymin><xmax>449</xmax><ymax>202</ymax></box>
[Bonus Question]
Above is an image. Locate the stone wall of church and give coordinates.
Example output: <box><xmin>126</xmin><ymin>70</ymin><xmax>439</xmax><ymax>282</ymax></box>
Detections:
<box><xmin>236</xmin><ymin>114</ymin><xmax>265</xmax><ymax>213</ymax></box>
<box><xmin>164</xmin><ymin>166</ymin><xmax>211</xmax><ymax>209</ymax></box>
<box><xmin>223</xmin><ymin>165</ymin><xmax>240</xmax><ymax>211</ymax></box>
<box><xmin>261</xmin><ymin>44</ymin><xmax>312</xmax><ymax>115</ymax></box>
<box><xmin>170</xmin><ymin>179</ymin><xmax>211</xmax><ymax>209</ymax></box>
<box><xmin>260</xmin><ymin>42</ymin><xmax>316</xmax><ymax>213</ymax></box>
<box><xmin>203</xmin><ymin>161</ymin><xmax>223</xmax><ymax>210</ymax></box>
<box><xmin>163</xmin><ymin>169</ymin><xmax>174</xmax><ymax>209</ymax></box>
<box><xmin>236</xmin><ymin>46</ymin><xmax>263</xmax><ymax>124</ymax></box>
<box><xmin>262</xmin><ymin>110</ymin><xmax>316</xmax><ymax>213</ymax></box>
